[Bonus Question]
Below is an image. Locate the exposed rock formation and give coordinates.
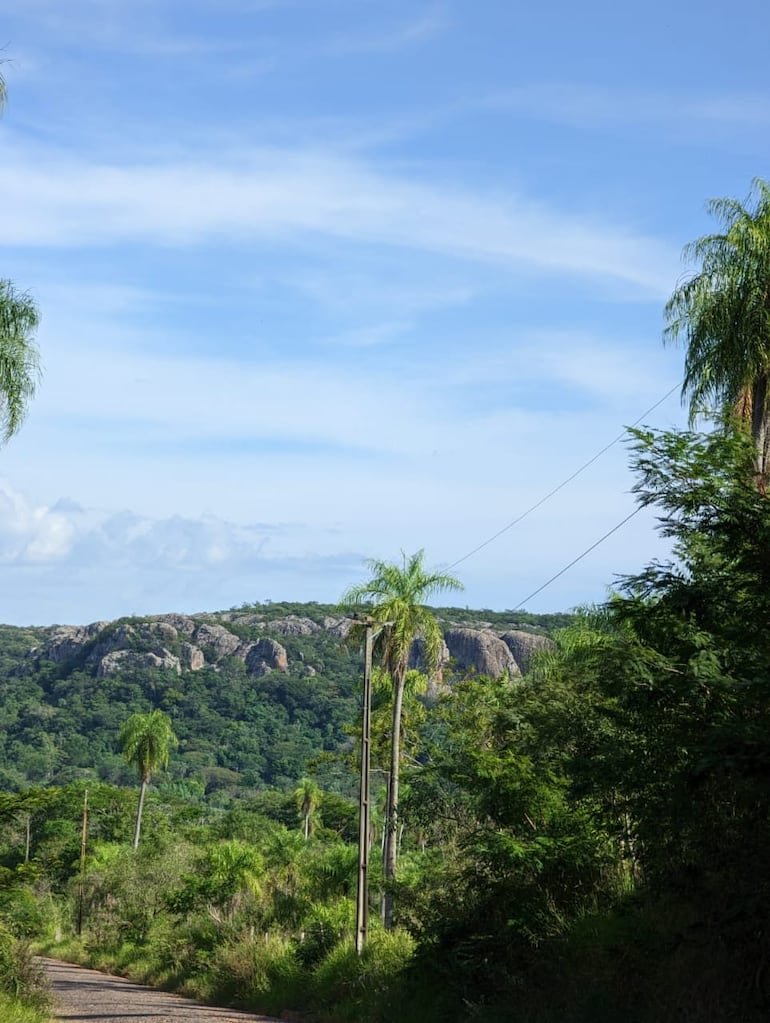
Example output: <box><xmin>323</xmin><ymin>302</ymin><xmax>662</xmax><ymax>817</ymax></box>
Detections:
<box><xmin>408</xmin><ymin>636</ymin><xmax>451</xmax><ymax>673</ymax></box>
<box><xmin>193</xmin><ymin>623</ymin><xmax>242</xmax><ymax>659</ymax></box>
<box><xmin>443</xmin><ymin>627</ymin><xmax>521</xmax><ymax>678</ymax></box>
<box><xmin>138</xmin><ymin>622</ymin><xmax>179</xmax><ymax>646</ymax></box>
<box><xmin>153</xmin><ymin>613</ymin><xmax>196</xmax><ymax>636</ymax></box>
<box><xmin>28</xmin><ymin>607</ymin><xmax>552</xmax><ymax>691</ymax></box>
<box><xmin>242</xmin><ymin>637</ymin><xmax>290</xmax><ymax>677</ymax></box>
<box><xmin>267</xmin><ymin>616</ymin><xmax>320</xmax><ymax>636</ymax></box>
<box><xmin>97</xmin><ymin>649</ymin><xmax>181</xmax><ymax>678</ymax></box>
<box><xmin>323</xmin><ymin>616</ymin><xmax>353</xmax><ymax>639</ymax></box>
<box><xmin>181</xmin><ymin>642</ymin><xmax>205</xmax><ymax>671</ymax></box>
<box><xmin>501</xmin><ymin>630</ymin><xmax>554</xmax><ymax>674</ymax></box>
<box><xmin>40</xmin><ymin>622</ymin><xmax>107</xmax><ymax>663</ymax></box>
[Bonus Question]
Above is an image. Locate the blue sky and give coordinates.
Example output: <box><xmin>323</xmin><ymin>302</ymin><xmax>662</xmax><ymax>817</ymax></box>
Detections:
<box><xmin>0</xmin><ymin>0</ymin><xmax>767</xmax><ymax>625</ymax></box>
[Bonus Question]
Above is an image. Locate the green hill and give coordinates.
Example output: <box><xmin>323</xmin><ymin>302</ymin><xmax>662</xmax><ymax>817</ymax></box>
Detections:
<box><xmin>0</xmin><ymin>601</ymin><xmax>563</xmax><ymax>796</ymax></box>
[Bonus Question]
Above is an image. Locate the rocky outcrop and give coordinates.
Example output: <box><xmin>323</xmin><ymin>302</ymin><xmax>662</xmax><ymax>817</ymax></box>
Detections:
<box><xmin>138</xmin><ymin>622</ymin><xmax>179</xmax><ymax>646</ymax></box>
<box><xmin>322</xmin><ymin>616</ymin><xmax>353</xmax><ymax>639</ymax></box>
<box><xmin>243</xmin><ymin>637</ymin><xmax>289</xmax><ymax>677</ymax></box>
<box><xmin>443</xmin><ymin>627</ymin><xmax>521</xmax><ymax>678</ymax></box>
<box><xmin>181</xmin><ymin>642</ymin><xmax>205</xmax><ymax>671</ymax></box>
<box><xmin>40</xmin><ymin>622</ymin><xmax>108</xmax><ymax>663</ymax></box>
<box><xmin>154</xmin><ymin>613</ymin><xmax>197</xmax><ymax>636</ymax></box>
<box><xmin>501</xmin><ymin>630</ymin><xmax>554</xmax><ymax>674</ymax></box>
<box><xmin>408</xmin><ymin>636</ymin><xmax>451</xmax><ymax>674</ymax></box>
<box><xmin>193</xmin><ymin>623</ymin><xmax>242</xmax><ymax>659</ymax></box>
<box><xmin>89</xmin><ymin>624</ymin><xmax>140</xmax><ymax>664</ymax></box>
<box><xmin>268</xmin><ymin>616</ymin><xmax>320</xmax><ymax>636</ymax></box>
<box><xmin>97</xmin><ymin>649</ymin><xmax>181</xmax><ymax>678</ymax></box>
<box><xmin>229</xmin><ymin>613</ymin><xmax>266</xmax><ymax>628</ymax></box>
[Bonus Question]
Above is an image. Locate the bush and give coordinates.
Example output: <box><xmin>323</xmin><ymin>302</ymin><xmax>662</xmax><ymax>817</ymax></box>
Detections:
<box><xmin>0</xmin><ymin>923</ymin><xmax>50</xmax><ymax>1013</ymax></box>
<box><xmin>205</xmin><ymin>931</ymin><xmax>304</xmax><ymax>1016</ymax></box>
<box><xmin>312</xmin><ymin>928</ymin><xmax>415</xmax><ymax>1022</ymax></box>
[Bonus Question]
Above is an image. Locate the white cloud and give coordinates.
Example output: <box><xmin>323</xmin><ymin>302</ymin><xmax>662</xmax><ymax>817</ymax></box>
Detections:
<box><xmin>0</xmin><ymin>484</ymin><xmax>75</xmax><ymax>563</ymax></box>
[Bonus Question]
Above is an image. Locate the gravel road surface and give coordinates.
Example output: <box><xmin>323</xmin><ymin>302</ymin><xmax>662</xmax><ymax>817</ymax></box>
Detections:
<box><xmin>41</xmin><ymin>957</ymin><xmax>285</xmax><ymax>1023</ymax></box>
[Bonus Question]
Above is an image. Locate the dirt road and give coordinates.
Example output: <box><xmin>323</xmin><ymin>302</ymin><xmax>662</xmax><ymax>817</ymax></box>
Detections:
<box><xmin>41</xmin><ymin>957</ymin><xmax>285</xmax><ymax>1023</ymax></box>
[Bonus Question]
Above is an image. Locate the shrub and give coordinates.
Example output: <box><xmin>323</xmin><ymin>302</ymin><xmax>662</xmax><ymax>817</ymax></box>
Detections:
<box><xmin>312</xmin><ymin>928</ymin><xmax>415</xmax><ymax>1022</ymax></box>
<box><xmin>0</xmin><ymin>923</ymin><xmax>50</xmax><ymax>1013</ymax></box>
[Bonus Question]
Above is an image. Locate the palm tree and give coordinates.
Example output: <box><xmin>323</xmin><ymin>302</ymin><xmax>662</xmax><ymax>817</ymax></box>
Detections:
<box><xmin>295</xmin><ymin>777</ymin><xmax>322</xmax><ymax>840</ymax></box>
<box><xmin>0</xmin><ymin>75</ymin><xmax>41</xmax><ymax>444</ymax></box>
<box><xmin>342</xmin><ymin>549</ymin><xmax>462</xmax><ymax>927</ymax></box>
<box><xmin>118</xmin><ymin>710</ymin><xmax>178</xmax><ymax>849</ymax></box>
<box><xmin>665</xmin><ymin>177</ymin><xmax>770</xmax><ymax>485</ymax></box>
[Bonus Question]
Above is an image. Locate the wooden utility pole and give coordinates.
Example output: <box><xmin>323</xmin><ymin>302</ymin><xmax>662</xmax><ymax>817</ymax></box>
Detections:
<box><xmin>355</xmin><ymin>618</ymin><xmax>375</xmax><ymax>955</ymax></box>
<box><xmin>76</xmin><ymin>789</ymin><xmax>88</xmax><ymax>936</ymax></box>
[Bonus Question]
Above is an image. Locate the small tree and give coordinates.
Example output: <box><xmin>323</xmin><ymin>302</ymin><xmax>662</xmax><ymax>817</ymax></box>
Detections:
<box><xmin>118</xmin><ymin>710</ymin><xmax>178</xmax><ymax>849</ymax></box>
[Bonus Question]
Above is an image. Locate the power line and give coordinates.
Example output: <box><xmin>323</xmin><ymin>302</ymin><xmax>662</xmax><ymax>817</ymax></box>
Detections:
<box><xmin>448</xmin><ymin>383</ymin><xmax>680</xmax><ymax>570</ymax></box>
<box><xmin>512</xmin><ymin>504</ymin><xmax>645</xmax><ymax>610</ymax></box>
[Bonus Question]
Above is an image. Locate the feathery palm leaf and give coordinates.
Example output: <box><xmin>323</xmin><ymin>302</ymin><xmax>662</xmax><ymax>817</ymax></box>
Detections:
<box><xmin>0</xmin><ymin>281</ymin><xmax>41</xmax><ymax>444</ymax></box>
<box><xmin>118</xmin><ymin>710</ymin><xmax>178</xmax><ymax>848</ymax></box>
<box><xmin>665</xmin><ymin>178</ymin><xmax>770</xmax><ymax>480</ymax></box>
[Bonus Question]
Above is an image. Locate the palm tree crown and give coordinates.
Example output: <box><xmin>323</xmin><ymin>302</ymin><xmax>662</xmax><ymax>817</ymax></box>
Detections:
<box><xmin>0</xmin><ymin>76</ymin><xmax>41</xmax><ymax>444</ymax></box>
<box><xmin>343</xmin><ymin>549</ymin><xmax>462</xmax><ymax>685</ymax></box>
<box><xmin>118</xmin><ymin>710</ymin><xmax>178</xmax><ymax>848</ymax></box>
<box><xmin>665</xmin><ymin>177</ymin><xmax>770</xmax><ymax>481</ymax></box>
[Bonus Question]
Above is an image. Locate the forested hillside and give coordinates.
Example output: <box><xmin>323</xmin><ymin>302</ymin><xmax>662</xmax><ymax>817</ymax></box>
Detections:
<box><xmin>0</xmin><ymin>602</ymin><xmax>558</xmax><ymax>796</ymax></box>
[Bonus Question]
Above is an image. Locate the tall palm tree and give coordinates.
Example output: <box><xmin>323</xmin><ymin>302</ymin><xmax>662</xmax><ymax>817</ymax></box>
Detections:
<box><xmin>118</xmin><ymin>710</ymin><xmax>178</xmax><ymax>849</ymax></box>
<box><xmin>342</xmin><ymin>549</ymin><xmax>462</xmax><ymax>928</ymax></box>
<box><xmin>294</xmin><ymin>777</ymin><xmax>322</xmax><ymax>840</ymax></box>
<box><xmin>665</xmin><ymin>177</ymin><xmax>770</xmax><ymax>485</ymax></box>
<box><xmin>0</xmin><ymin>74</ymin><xmax>41</xmax><ymax>444</ymax></box>
<box><xmin>0</xmin><ymin>281</ymin><xmax>41</xmax><ymax>443</ymax></box>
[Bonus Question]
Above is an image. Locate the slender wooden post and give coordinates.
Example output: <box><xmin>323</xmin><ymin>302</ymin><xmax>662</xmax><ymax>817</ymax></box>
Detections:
<box><xmin>77</xmin><ymin>789</ymin><xmax>88</xmax><ymax>936</ymax></box>
<box><xmin>355</xmin><ymin>620</ymin><xmax>374</xmax><ymax>955</ymax></box>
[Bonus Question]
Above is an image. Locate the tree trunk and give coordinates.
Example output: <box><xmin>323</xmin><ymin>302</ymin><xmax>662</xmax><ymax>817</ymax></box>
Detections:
<box><xmin>133</xmin><ymin>778</ymin><xmax>147</xmax><ymax>850</ymax></box>
<box><xmin>382</xmin><ymin>667</ymin><xmax>406</xmax><ymax>930</ymax></box>
<box><xmin>751</xmin><ymin>373</ymin><xmax>770</xmax><ymax>490</ymax></box>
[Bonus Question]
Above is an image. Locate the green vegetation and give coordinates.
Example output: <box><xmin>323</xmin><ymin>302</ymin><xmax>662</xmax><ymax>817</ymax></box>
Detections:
<box><xmin>3</xmin><ymin>180</ymin><xmax>770</xmax><ymax>1020</ymax></box>
<box><xmin>0</xmin><ymin>424</ymin><xmax>767</xmax><ymax>1020</ymax></box>
<box><xmin>0</xmin><ymin>418</ymin><xmax>765</xmax><ymax>1022</ymax></box>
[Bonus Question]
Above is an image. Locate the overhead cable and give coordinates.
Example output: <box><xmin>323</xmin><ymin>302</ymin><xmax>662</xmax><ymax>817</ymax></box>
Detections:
<box><xmin>448</xmin><ymin>383</ymin><xmax>680</xmax><ymax>570</ymax></box>
<box><xmin>511</xmin><ymin>504</ymin><xmax>645</xmax><ymax>610</ymax></box>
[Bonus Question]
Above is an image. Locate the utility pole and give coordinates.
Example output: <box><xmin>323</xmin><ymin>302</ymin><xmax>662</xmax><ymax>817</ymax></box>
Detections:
<box><xmin>355</xmin><ymin>617</ymin><xmax>375</xmax><ymax>955</ymax></box>
<box><xmin>77</xmin><ymin>789</ymin><xmax>88</xmax><ymax>936</ymax></box>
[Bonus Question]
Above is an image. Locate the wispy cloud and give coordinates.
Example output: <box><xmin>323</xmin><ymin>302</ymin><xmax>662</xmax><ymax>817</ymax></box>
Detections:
<box><xmin>323</xmin><ymin>10</ymin><xmax>448</xmax><ymax>55</ymax></box>
<box><xmin>0</xmin><ymin>141</ymin><xmax>677</xmax><ymax>295</ymax></box>
<box><xmin>483</xmin><ymin>83</ymin><xmax>770</xmax><ymax>133</ymax></box>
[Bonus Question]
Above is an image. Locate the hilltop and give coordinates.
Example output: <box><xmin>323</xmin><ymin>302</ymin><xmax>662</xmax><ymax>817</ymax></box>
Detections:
<box><xmin>0</xmin><ymin>601</ymin><xmax>569</xmax><ymax>795</ymax></box>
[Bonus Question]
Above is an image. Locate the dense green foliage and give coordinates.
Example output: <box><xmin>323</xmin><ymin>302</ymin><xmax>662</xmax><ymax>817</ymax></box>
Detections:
<box><xmin>2</xmin><ymin>429</ymin><xmax>770</xmax><ymax>1019</ymax></box>
<box><xmin>0</xmin><ymin>603</ymin><xmax>557</xmax><ymax>796</ymax></box>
